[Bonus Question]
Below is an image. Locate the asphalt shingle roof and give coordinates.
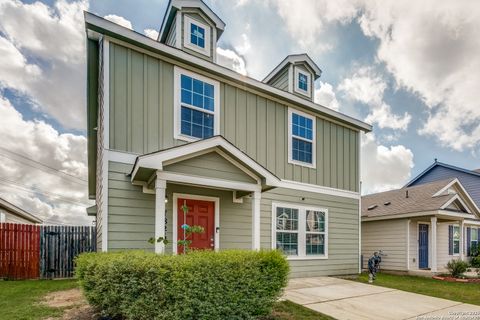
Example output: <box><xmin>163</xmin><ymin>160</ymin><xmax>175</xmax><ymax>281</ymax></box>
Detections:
<box><xmin>362</xmin><ymin>178</ymin><xmax>457</xmax><ymax>218</ymax></box>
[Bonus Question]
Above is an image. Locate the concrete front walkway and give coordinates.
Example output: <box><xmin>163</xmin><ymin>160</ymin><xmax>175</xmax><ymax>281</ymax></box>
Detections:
<box><xmin>284</xmin><ymin>277</ymin><xmax>480</xmax><ymax>320</ymax></box>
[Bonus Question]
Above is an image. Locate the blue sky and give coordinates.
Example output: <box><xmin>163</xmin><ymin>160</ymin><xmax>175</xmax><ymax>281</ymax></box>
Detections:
<box><xmin>0</xmin><ymin>0</ymin><xmax>479</xmax><ymax>223</ymax></box>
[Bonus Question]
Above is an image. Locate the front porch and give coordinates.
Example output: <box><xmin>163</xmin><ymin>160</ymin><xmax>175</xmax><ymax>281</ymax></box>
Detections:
<box><xmin>129</xmin><ymin>136</ymin><xmax>281</xmax><ymax>254</ymax></box>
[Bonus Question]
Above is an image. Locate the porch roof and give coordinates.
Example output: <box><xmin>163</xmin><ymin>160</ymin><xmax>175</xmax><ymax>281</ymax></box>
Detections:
<box><xmin>130</xmin><ymin>136</ymin><xmax>281</xmax><ymax>192</ymax></box>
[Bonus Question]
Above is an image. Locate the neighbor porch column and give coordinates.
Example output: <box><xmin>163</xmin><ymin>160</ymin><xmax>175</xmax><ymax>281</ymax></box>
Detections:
<box><xmin>430</xmin><ymin>216</ymin><xmax>437</xmax><ymax>272</ymax></box>
<box><xmin>155</xmin><ymin>174</ymin><xmax>167</xmax><ymax>254</ymax></box>
<box><xmin>252</xmin><ymin>191</ymin><xmax>261</xmax><ymax>250</ymax></box>
<box><xmin>460</xmin><ymin>220</ymin><xmax>465</xmax><ymax>261</ymax></box>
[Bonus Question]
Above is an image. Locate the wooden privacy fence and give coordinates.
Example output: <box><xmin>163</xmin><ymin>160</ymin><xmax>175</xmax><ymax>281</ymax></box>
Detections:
<box><xmin>0</xmin><ymin>223</ymin><xmax>96</xmax><ymax>280</ymax></box>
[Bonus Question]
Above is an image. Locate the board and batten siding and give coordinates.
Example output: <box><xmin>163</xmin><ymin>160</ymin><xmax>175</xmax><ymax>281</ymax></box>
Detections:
<box><xmin>107</xmin><ymin>161</ymin><xmax>359</xmax><ymax>276</ymax></box>
<box><xmin>268</xmin><ymin>67</ymin><xmax>289</xmax><ymax>91</ymax></box>
<box><xmin>108</xmin><ymin>42</ymin><xmax>359</xmax><ymax>192</ymax></box>
<box><xmin>362</xmin><ymin>219</ymin><xmax>408</xmax><ymax>271</ymax></box>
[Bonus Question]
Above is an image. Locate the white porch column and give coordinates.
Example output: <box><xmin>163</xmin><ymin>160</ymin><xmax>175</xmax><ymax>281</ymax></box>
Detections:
<box><xmin>460</xmin><ymin>220</ymin><xmax>465</xmax><ymax>261</ymax></box>
<box><xmin>252</xmin><ymin>191</ymin><xmax>261</xmax><ymax>250</ymax></box>
<box><xmin>155</xmin><ymin>174</ymin><xmax>167</xmax><ymax>254</ymax></box>
<box><xmin>431</xmin><ymin>216</ymin><xmax>437</xmax><ymax>272</ymax></box>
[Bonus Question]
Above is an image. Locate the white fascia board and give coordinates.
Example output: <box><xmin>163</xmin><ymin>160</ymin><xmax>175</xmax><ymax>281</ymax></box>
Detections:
<box><xmin>434</xmin><ymin>178</ymin><xmax>480</xmax><ymax>216</ymax></box>
<box><xmin>263</xmin><ymin>54</ymin><xmax>322</xmax><ymax>83</ymax></box>
<box><xmin>84</xmin><ymin>12</ymin><xmax>371</xmax><ymax>132</ymax></box>
<box><xmin>362</xmin><ymin>210</ymin><xmax>474</xmax><ymax>222</ymax></box>
<box><xmin>440</xmin><ymin>195</ymin><xmax>471</xmax><ymax>214</ymax></box>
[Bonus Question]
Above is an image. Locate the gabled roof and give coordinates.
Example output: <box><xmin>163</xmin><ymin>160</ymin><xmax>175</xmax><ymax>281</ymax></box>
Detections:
<box><xmin>263</xmin><ymin>54</ymin><xmax>322</xmax><ymax>83</ymax></box>
<box><xmin>0</xmin><ymin>197</ymin><xmax>43</xmax><ymax>224</ymax></box>
<box><xmin>131</xmin><ymin>135</ymin><xmax>281</xmax><ymax>188</ymax></box>
<box><xmin>158</xmin><ymin>0</ymin><xmax>226</xmax><ymax>43</ymax></box>
<box><xmin>84</xmin><ymin>12</ymin><xmax>372</xmax><ymax>132</ymax></box>
<box><xmin>405</xmin><ymin>161</ymin><xmax>480</xmax><ymax>187</ymax></box>
<box><xmin>362</xmin><ymin>178</ymin><xmax>480</xmax><ymax>219</ymax></box>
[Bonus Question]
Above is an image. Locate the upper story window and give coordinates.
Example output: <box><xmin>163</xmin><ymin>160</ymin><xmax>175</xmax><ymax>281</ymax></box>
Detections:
<box><xmin>273</xmin><ymin>203</ymin><xmax>328</xmax><ymax>259</ymax></box>
<box><xmin>294</xmin><ymin>67</ymin><xmax>311</xmax><ymax>97</ymax></box>
<box><xmin>174</xmin><ymin>67</ymin><xmax>219</xmax><ymax>142</ymax></box>
<box><xmin>288</xmin><ymin>108</ymin><xmax>316</xmax><ymax>168</ymax></box>
<box><xmin>184</xmin><ymin>16</ymin><xmax>211</xmax><ymax>57</ymax></box>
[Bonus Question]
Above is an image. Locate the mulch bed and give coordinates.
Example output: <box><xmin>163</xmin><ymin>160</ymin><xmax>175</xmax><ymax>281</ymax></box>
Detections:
<box><xmin>432</xmin><ymin>276</ymin><xmax>480</xmax><ymax>283</ymax></box>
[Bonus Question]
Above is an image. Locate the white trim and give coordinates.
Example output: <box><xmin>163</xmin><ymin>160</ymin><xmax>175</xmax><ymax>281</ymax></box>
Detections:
<box><xmin>216</xmin><ymin>149</ymin><xmax>261</xmax><ymax>184</ymax></box>
<box><xmin>362</xmin><ymin>210</ymin><xmax>473</xmax><ymax>222</ymax></box>
<box><xmin>172</xmin><ymin>193</ymin><xmax>220</xmax><ymax>254</ymax></box>
<box><xmin>101</xmin><ymin>37</ymin><xmax>110</xmax><ymax>252</ymax></box>
<box><xmin>107</xmin><ymin>149</ymin><xmax>139</xmax><ymax>163</ymax></box>
<box><xmin>441</xmin><ymin>194</ymin><xmax>471</xmax><ymax>214</ymax></box>
<box><xmin>358</xmin><ymin>132</ymin><xmax>362</xmax><ymax>273</ymax></box>
<box><xmin>431</xmin><ymin>216</ymin><xmax>437</xmax><ymax>272</ymax></box>
<box><xmin>252</xmin><ymin>191</ymin><xmax>261</xmax><ymax>250</ymax></box>
<box><xmin>155</xmin><ymin>176</ymin><xmax>167</xmax><ymax>253</ymax></box>
<box><xmin>271</xmin><ymin>202</ymin><xmax>329</xmax><ymax>260</ymax></box>
<box><xmin>460</xmin><ymin>220</ymin><xmax>465</xmax><ymax>260</ymax></box>
<box><xmin>173</xmin><ymin>66</ymin><xmax>220</xmax><ymax>142</ymax></box>
<box><xmin>434</xmin><ymin>178</ymin><xmax>480</xmax><ymax>216</ymax></box>
<box><xmin>157</xmin><ymin>171</ymin><xmax>261</xmax><ymax>192</ymax></box>
<box><xmin>183</xmin><ymin>15</ymin><xmax>211</xmax><ymax>57</ymax></box>
<box><xmin>287</xmin><ymin>107</ymin><xmax>316</xmax><ymax>169</ymax></box>
<box><xmin>263</xmin><ymin>54</ymin><xmax>321</xmax><ymax>83</ymax></box>
<box><xmin>85</xmin><ymin>13</ymin><xmax>372</xmax><ymax>132</ymax></box>
<box><xmin>276</xmin><ymin>180</ymin><xmax>359</xmax><ymax>199</ymax></box>
<box><xmin>293</xmin><ymin>66</ymin><xmax>311</xmax><ymax>98</ymax></box>
<box><xmin>406</xmin><ymin>219</ymin><xmax>411</xmax><ymax>270</ymax></box>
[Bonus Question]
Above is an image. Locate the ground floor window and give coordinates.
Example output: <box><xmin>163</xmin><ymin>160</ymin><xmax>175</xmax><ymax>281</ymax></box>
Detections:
<box><xmin>471</xmin><ymin>227</ymin><xmax>478</xmax><ymax>254</ymax></box>
<box><xmin>273</xmin><ymin>203</ymin><xmax>328</xmax><ymax>258</ymax></box>
<box><xmin>453</xmin><ymin>225</ymin><xmax>460</xmax><ymax>255</ymax></box>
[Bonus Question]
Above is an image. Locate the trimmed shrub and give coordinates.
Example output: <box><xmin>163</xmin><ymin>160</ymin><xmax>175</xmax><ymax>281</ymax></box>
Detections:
<box><xmin>76</xmin><ymin>250</ymin><xmax>289</xmax><ymax>320</ymax></box>
<box><xmin>446</xmin><ymin>259</ymin><xmax>469</xmax><ymax>277</ymax></box>
<box><xmin>471</xmin><ymin>256</ymin><xmax>480</xmax><ymax>268</ymax></box>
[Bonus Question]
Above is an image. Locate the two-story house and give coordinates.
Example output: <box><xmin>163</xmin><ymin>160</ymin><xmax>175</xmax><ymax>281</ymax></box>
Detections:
<box><xmin>84</xmin><ymin>0</ymin><xmax>371</xmax><ymax>278</ymax></box>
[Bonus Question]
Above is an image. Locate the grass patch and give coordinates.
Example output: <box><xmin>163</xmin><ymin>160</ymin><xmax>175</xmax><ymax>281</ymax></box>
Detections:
<box><xmin>0</xmin><ymin>279</ymin><xmax>78</xmax><ymax>320</ymax></box>
<box><xmin>264</xmin><ymin>300</ymin><xmax>335</xmax><ymax>320</ymax></box>
<box><xmin>355</xmin><ymin>273</ymin><xmax>480</xmax><ymax>306</ymax></box>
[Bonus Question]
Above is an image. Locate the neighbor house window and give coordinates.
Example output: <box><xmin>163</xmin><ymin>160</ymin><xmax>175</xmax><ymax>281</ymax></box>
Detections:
<box><xmin>174</xmin><ymin>67</ymin><xmax>219</xmax><ymax>141</ymax></box>
<box><xmin>471</xmin><ymin>227</ymin><xmax>478</xmax><ymax>252</ymax></box>
<box><xmin>453</xmin><ymin>225</ymin><xmax>460</xmax><ymax>255</ymax></box>
<box><xmin>288</xmin><ymin>108</ymin><xmax>316</xmax><ymax>168</ymax></box>
<box><xmin>183</xmin><ymin>16</ymin><xmax>211</xmax><ymax>56</ymax></box>
<box><xmin>294</xmin><ymin>67</ymin><xmax>311</xmax><ymax>97</ymax></box>
<box><xmin>273</xmin><ymin>203</ymin><xmax>328</xmax><ymax>259</ymax></box>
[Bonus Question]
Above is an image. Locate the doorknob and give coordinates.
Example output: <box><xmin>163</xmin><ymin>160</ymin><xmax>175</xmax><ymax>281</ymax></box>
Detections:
<box><xmin>210</xmin><ymin>237</ymin><xmax>214</xmax><ymax>247</ymax></box>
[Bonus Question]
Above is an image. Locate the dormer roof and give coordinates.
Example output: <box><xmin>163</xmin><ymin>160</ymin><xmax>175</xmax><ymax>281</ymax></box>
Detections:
<box><xmin>263</xmin><ymin>53</ymin><xmax>322</xmax><ymax>83</ymax></box>
<box><xmin>158</xmin><ymin>0</ymin><xmax>226</xmax><ymax>43</ymax></box>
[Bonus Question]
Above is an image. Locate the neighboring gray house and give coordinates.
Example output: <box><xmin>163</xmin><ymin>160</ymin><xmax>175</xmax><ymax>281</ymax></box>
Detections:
<box><xmin>362</xmin><ymin>179</ymin><xmax>480</xmax><ymax>274</ymax></box>
<box><xmin>84</xmin><ymin>0</ymin><xmax>371</xmax><ymax>277</ymax></box>
<box><xmin>0</xmin><ymin>197</ymin><xmax>43</xmax><ymax>224</ymax></box>
<box><xmin>406</xmin><ymin>160</ymin><xmax>480</xmax><ymax>208</ymax></box>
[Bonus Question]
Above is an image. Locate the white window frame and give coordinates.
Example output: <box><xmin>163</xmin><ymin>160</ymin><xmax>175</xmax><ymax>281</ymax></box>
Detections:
<box><xmin>471</xmin><ymin>227</ymin><xmax>478</xmax><ymax>251</ymax></box>
<box><xmin>288</xmin><ymin>108</ymin><xmax>316</xmax><ymax>168</ymax></box>
<box><xmin>272</xmin><ymin>202</ymin><xmax>328</xmax><ymax>260</ymax></box>
<box><xmin>173</xmin><ymin>66</ymin><xmax>220</xmax><ymax>142</ymax></box>
<box><xmin>452</xmin><ymin>225</ymin><xmax>460</xmax><ymax>255</ymax></box>
<box><xmin>183</xmin><ymin>15</ymin><xmax>211</xmax><ymax>57</ymax></box>
<box><xmin>294</xmin><ymin>66</ymin><xmax>311</xmax><ymax>97</ymax></box>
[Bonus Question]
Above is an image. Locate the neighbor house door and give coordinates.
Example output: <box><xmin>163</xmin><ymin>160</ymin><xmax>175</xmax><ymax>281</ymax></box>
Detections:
<box><xmin>177</xmin><ymin>198</ymin><xmax>215</xmax><ymax>253</ymax></box>
<box><xmin>418</xmin><ymin>224</ymin><xmax>429</xmax><ymax>269</ymax></box>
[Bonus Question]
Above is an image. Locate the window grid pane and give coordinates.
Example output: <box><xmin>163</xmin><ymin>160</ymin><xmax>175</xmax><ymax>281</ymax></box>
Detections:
<box><xmin>190</xmin><ymin>23</ymin><xmax>205</xmax><ymax>48</ymax></box>
<box><xmin>298</xmin><ymin>73</ymin><xmax>308</xmax><ymax>91</ymax></box>
<box><xmin>276</xmin><ymin>207</ymin><xmax>298</xmax><ymax>231</ymax></box>
<box><xmin>276</xmin><ymin>232</ymin><xmax>298</xmax><ymax>256</ymax></box>
<box><xmin>180</xmin><ymin>106</ymin><xmax>214</xmax><ymax>139</ymax></box>
<box><xmin>292</xmin><ymin>138</ymin><xmax>312</xmax><ymax>163</ymax></box>
<box><xmin>306</xmin><ymin>210</ymin><xmax>325</xmax><ymax>232</ymax></box>
<box><xmin>306</xmin><ymin>234</ymin><xmax>324</xmax><ymax>255</ymax></box>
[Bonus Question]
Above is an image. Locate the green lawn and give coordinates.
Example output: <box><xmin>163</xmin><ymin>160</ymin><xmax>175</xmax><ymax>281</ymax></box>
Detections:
<box><xmin>0</xmin><ymin>279</ymin><xmax>78</xmax><ymax>320</ymax></box>
<box><xmin>355</xmin><ymin>273</ymin><xmax>480</xmax><ymax>306</ymax></box>
<box><xmin>1</xmin><ymin>279</ymin><xmax>331</xmax><ymax>320</ymax></box>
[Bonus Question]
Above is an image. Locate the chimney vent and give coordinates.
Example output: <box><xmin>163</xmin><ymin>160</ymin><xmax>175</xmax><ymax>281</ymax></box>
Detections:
<box><xmin>406</xmin><ymin>190</ymin><xmax>409</xmax><ymax>198</ymax></box>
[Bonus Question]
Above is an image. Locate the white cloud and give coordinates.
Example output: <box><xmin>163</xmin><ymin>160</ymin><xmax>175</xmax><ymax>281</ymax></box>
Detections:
<box><xmin>0</xmin><ymin>0</ymin><xmax>88</xmax><ymax>129</ymax></box>
<box><xmin>268</xmin><ymin>0</ymin><xmax>359</xmax><ymax>52</ymax></box>
<box><xmin>338</xmin><ymin>66</ymin><xmax>411</xmax><ymax>131</ymax></box>
<box><xmin>358</xmin><ymin>1</ymin><xmax>480</xmax><ymax>151</ymax></box>
<box><xmin>314</xmin><ymin>81</ymin><xmax>339</xmax><ymax>111</ymax></box>
<box><xmin>361</xmin><ymin>133</ymin><xmax>414</xmax><ymax>194</ymax></box>
<box><xmin>216</xmin><ymin>47</ymin><xmax>248</xmax><ymax>76</ymax></box>
<box><xmin>0</xmin><ymin>95</ymin><xmax>92</xmax><ymax>225</ymax></box>
<box><xmin>144</xmin><ymin>28</ymin><xmax>159</xmax><ymax>40</ymax></box>
<box><xmin>104</xmin><ymin>14</ymin><xmax>133</xmax><ymax>29</ymax></box>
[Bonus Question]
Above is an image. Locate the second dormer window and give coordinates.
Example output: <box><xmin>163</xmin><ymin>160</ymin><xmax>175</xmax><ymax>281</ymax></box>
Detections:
<box><xmin>184</xmin><ymin>16</ymin><xmax>211</xmax><ymax>57</ymax></box>
<box><xmin>294</xmin><ymin>67</ymin><xmax>311</xmax><ymax>97</ymax></box>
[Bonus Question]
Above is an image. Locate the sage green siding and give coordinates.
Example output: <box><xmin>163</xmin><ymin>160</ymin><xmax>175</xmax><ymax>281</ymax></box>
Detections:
<box><xmin>268</xmin><ymin>66</ymin><xmax>289</xmax><ymax>91</ymax></box>
<box><xmin>164</xmin><ymin>152</ymin><xmax>257</xmax><ymax>184</ymax></box>
<box><xmin>108</xmin><ymin>161</ymin><xmax>359</xmax><ymax>277</ymax></box>
<box><xmin>108</xmin><ymin>43</ymin><xmax>359</xmax><ymax>192</ymax></box>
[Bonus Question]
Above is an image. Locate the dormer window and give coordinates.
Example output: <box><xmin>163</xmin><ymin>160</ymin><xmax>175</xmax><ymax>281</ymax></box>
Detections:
<box><xmin>294</xmin><ymin>67</ymin><xmax>311</xmax><ymax>97</ymax></box>
<box><xmin>184</xmin><ymin>16</ymin><xmax>211</xmax><ymax>57</ymax></box>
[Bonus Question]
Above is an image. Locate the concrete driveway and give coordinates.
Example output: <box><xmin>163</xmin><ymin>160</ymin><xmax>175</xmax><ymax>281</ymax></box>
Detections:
<box><xmin>284</xmin><ymin>277</ymin><xmax>480</xmax><ymax>320</ymax></box>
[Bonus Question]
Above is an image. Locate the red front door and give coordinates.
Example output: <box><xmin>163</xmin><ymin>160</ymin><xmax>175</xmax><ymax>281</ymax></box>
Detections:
<box><xmin>177</xmin><ymin>198</ymin><xmax>215</xmax><ymax>253</ymax></box>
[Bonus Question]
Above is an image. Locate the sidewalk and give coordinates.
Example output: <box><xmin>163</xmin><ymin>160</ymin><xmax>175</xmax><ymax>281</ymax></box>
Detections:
<box><xmin>284</xmin><ymin>277</ymin><xmax>480</xmax><ymax>320</ymax></box>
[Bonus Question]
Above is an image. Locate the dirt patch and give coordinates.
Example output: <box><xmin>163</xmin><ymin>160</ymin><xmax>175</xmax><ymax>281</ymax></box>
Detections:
<box><xmin>41</xmin><ymin>288</ymin><xmax>98</xmax><ymax>320</ymax></box>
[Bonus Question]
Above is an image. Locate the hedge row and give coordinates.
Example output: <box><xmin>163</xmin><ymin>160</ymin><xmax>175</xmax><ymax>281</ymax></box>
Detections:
<box><xmin>75</xmin><ymin>250</ymin><xmax>289</xmax><ymax>320</ymax></box>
